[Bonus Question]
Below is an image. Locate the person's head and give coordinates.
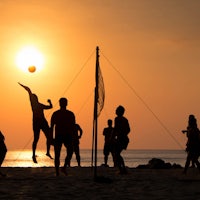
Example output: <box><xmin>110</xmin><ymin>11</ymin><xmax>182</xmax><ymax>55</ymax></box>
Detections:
<box><xmin>116</xmin><ymin>105</ymin><xmax>125</xmax><ymax>117</ymax></box>
<box><xmin>107</xmin><ymin>119</ymin><xmax>112</xmax><ymax>127</ymax></box>
<box><xmin>189</xmin><ymin>114</ymin><xmax>195</xmax><ymax>121</ymax></box>
<box><xmin>59</xmin><ymin>97</ymin><xmax>68</xmax><ymax>109</ymax></box>
<box><xmin>32</xmin><ymin>94</ymin><xmax>38</xmax><ymax>102</ymax></box>
<box><xmin>188</xmin><ymin>114</ymin><xmax>197</xmax><ymax>127</ymax></box>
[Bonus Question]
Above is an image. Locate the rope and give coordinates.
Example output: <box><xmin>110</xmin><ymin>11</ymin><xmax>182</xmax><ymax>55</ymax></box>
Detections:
<box><xmin>46</xmin><ymin>48</ymin><xmax>96</xmax><ymax>118</ymax></box>
<box><xmin>14</xmin><ymin>47</ymin><xmax>185</xmax><ymax>169</ymax></box>
<box><xmin>101</xmin><ymin>51</ymin><xmax>184</xmax><ymax>150</ymax></box>
<box><xmin>13</xmin><ymin>49</ymin><xmax>96</xmax><ymax>165</ymax></box>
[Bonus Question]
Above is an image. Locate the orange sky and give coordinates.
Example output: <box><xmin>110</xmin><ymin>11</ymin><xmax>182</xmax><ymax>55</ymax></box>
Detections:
<box><xmin>1</xmin><ymin>0</ymin><xmax>200</xmax><ymax>151</ymax></box>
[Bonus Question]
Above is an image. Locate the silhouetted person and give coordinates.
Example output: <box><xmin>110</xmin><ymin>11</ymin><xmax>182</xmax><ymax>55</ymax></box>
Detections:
<box><xmin>70</xmin><ymin>123</ymin><xmax>83</xmax><ymax>167</ymax></box>
<box><xmin>0</xmin><ymin>131</ymin><xmax>7</xmax><ymax>177</ymax></box>
<box><xmin>50</xmin><ymin>97</ymin><xmax>75</xmax><ymax>176</ymax></box>
<box><xmin>183</xmin><ymin>114</ymin><xmax>200</xmax><ymax>174</ymax></box>
<box><xmin>103</xmin><ymin>119</ymin><xmax>116</xmax><ymax>167</ymax></box>
<box><xmin>114</xmin><ymin>105</ymin><xmax>130</xmax><ymax>174</ymax></box>
<box><xmin>18</xmin><ymin>83</ymin><xmax>53</xmax><ymax>163</ymax></box>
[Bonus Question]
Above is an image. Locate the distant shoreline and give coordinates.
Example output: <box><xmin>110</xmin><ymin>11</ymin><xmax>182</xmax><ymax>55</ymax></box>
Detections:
<box><xmin>3</xmin><ymin>149</ymin><xmax>187</xmax><ymax>168</ymax></box>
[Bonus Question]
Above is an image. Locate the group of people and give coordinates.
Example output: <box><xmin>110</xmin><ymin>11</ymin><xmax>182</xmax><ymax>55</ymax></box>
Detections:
<box><xmin>2</xmin><ymin>83</ymin><xmax>200</xmax><ymax>176</ymax></box>
<box><xmin>102</xmin><ymin>111</ymin><xmax>200</xmax><ymax>175</ymax></box>
<box><xmin>18</xmin><ymin>83</ymin><xmax>83</xmax><ymax>176</ymax></box>
<box><xmin>0</xmin><ymin>83</ymin><xmax>131</xmax><ymax>177</ymax></box>
<box><xmin>102</xmin><ymin>105</ymin><xmax>130</xmax><ymax>174</ymax></box>
<box><xmin>18</xmin><ymin>82</ymin><xmax>132</xmax><ymax>175</ymax></box>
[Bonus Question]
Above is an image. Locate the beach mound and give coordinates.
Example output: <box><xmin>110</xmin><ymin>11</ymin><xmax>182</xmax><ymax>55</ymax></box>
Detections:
<box><xmin>136</xmin><ymin>158</ymin><xmax>182</xmax><ymax>169</ymax></box>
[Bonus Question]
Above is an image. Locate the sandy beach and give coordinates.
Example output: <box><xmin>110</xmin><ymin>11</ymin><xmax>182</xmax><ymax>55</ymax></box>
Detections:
<box><xmin>1</xmin><ymin>166</ymin><xmax>200</xmax><ymax>199</ymax></box>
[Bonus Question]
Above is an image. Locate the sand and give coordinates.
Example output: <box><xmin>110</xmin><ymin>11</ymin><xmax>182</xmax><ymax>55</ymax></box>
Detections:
<box><xmin>1</xmin><ymin>166</ymin><xmax>200</xmax><ymax>200</ymax></box>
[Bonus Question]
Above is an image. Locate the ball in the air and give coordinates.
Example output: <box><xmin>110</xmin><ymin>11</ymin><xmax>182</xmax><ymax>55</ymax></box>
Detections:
<box><xmin>28</xmin><ymin>65</ymin><xmax>36</xmax><ymax>73</ymax></box>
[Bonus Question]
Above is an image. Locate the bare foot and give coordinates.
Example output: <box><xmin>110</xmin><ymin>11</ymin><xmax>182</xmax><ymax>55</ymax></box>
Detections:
<box><xmin>32</xmin><ymin>156</ymin><xmax>37</xmax><ymax>163</ymax></box>
<box><xmin>46</xmin><ymin>153</ymin><xmax>53</xmax><ymax>159</ymax></box>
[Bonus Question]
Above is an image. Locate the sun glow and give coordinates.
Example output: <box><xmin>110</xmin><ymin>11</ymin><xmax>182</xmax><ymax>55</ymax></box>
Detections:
<box><xmin>16</xmin><ymin>46</ymin><xmax>44</xmax><ymax>73</ymax></box>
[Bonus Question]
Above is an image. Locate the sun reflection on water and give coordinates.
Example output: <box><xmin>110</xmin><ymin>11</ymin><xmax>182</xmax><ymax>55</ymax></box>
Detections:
<box><xmin>3</xmin><ymin>150</ymin><xmax>54</xmax><ymax>167</ymax></box>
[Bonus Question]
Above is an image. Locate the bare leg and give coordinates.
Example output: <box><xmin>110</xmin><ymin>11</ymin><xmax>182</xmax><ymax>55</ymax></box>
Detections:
<box><xmin>46</xmin><ymin>139</ymin><xmax>53</xmax><ymax>159</ymax></box>
<box><xmin>74</xmin><ymin>145</ymin><xmax>81</xmax><ymax>166</ymax></box>
<box><xmin>116</xmin><ymin>146</ymin><xmax>127</xmax><ymax>174</ymax></box>
<box><xmin>32</xmin><ymin>130</ymin><xmax>40</xmax><ymax>163</ymax></box>
<box><xmin>54</xmin><ymin>142</ymin><xmax>62</xmax><ymax>176</ymax></box>
<box><xmin>64</xmin><ymin>144</ymin><xmax>73</xmax><ymax>168</ymax></box>
<box><xmin>43</xmin><ymin>126</ymin><xmax>53</xmax><ymax>159</ymax></box>
<box><xmin>183</xmin><ymin>153</ymin><xmax>191</xmax><ymax>174</ymax></box>
<box><xmin>104</xmin><ymin>155</ymin><xmax>108</xmax><ymax>166</ymax></box>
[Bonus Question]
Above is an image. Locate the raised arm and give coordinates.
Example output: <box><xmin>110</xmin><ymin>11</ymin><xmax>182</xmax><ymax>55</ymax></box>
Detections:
<box><xmin>18</xmin><ymin>82</ymin><xmax>32</xmax><ymax>95</ymax></box>
<box><xmin>47</xmin><ymin>99</ymin><xmax>53</xmax><ymax>108</ymax></box>
<box><xmin>41</xmin><ymin>99</ymin><xmax>53</xmax><ymax>110</ymax></box>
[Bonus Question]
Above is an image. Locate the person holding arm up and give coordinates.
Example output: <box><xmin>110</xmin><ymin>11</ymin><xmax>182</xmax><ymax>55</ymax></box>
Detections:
<box><xmin>18</xmin><ymin>83</ymin><xmax>53</xmax><ymax>163</ymax></box>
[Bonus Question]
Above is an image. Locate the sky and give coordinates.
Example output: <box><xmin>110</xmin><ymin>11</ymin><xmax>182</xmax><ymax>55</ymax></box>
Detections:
<box><xmin>1</xmin><ymin>0</ymin><xmax>200</xmax><ymax>151</ymax></box>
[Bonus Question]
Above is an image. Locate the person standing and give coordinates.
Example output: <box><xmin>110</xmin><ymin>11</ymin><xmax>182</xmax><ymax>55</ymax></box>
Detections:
<box><xmin>0</xmin><ymin>131</ymin><xmax>7</xmax><ymax>177</ymax></box>
<box><xmin>103</xmin><ymin>119</ymin><xmax>116</xmax><ymax>167</ymax></box>
<box><xmin>71</xmin><ymin>124</ymin><xmax>83</xmax><ymax>167</ymax></box>
<box><xmin>114</xmin><ymin>105</ymin><xmax>130</xmax><ymax>174</ymax></box>
<box><xmin>18</xmin><ymin>83</ymin><xmax>53</xmax><ymax>163</ymax></box>
<box><xmin>183</xmin><ymin>114</ymin><xmax>200</xmax><ymax>174</ymax></box>
<box><xmin>50</xmin><ymin>97</ymin><xmax>75</xmax><ymax>176</ymax></box>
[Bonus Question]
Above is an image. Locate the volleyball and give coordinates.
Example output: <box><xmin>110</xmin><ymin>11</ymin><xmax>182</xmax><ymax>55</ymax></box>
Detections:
<box><xmin>28</xmin><ymin>65</ymin><xmax>36</xmax><ymax>73</ymax></box>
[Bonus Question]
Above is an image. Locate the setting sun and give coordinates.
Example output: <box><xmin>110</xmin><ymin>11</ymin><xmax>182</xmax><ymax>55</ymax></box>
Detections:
<box><xmin>16</xmin><ymin>46</ymin><xmax>44</xmax><ymax>73</ymax></box>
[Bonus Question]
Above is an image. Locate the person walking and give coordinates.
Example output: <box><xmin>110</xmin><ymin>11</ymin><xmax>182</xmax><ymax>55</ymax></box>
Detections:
<box><xmin>71</xmin><ymin>123</ymin><xmax>83</xmax><ymax>167</ymax></box>
<box><xmin>114</xmin><ymin>105</ymin><xmax>130</xmax><ymax>174</ymax></box>
<box><xmin>50</xmin><ymin>97</ymin><xmax>75</xmax><ymax>176</ymax></box>
<box><xmin>183</xmin><ymin>114</ymin><xmax>200</xmax><ymax>174</ymax></box>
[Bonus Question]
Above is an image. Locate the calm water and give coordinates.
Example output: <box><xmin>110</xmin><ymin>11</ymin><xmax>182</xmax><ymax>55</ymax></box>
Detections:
<box><xmin>2</xmin><ymin>149</ymin><xmax>187</xmax><ymax>168</ymax></box>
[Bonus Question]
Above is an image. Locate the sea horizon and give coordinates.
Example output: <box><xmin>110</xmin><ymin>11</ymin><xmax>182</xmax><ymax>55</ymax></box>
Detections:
<box><xmin>2</xmin><ymin>149</ymin><xmax>187</xmax><ymax>168</ymax></box>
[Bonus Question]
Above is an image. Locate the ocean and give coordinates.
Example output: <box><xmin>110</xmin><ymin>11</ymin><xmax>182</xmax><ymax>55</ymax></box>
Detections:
<box><xmin>2</xmin><ymin>149</ymin><xmax>187</xmax><ymax>168</ymax></box>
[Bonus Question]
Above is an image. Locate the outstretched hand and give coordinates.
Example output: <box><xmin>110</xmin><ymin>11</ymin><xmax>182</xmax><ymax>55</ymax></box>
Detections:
<box><xmin>18</xmin><ymin>82</ymin><xmax>31</xmax><ymax>93</ymax></box>
<box><xmin>18</xmin><ymin>82</ymin><xmax>23</xmax><ymax>86</ymax></box>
